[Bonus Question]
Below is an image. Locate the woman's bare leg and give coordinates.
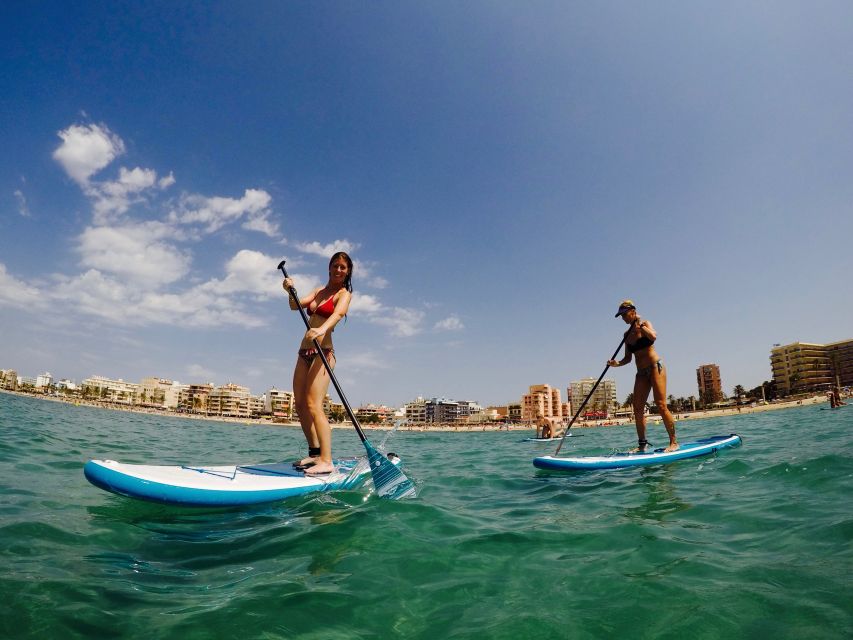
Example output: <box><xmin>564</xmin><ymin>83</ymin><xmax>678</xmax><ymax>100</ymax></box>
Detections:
<box><xmin>650</xmin><ymin>364</ymin><xmax>678</xmax><ymax>451</ymax></box>
<box><xmin>293</xmin><ymin>356</ymin><xmax>319</xmax><ymax>465</ymax></box>
<box><xmin>631</xmin><ymin>375</ymin><xmax>652</xmax><ymax>452</ymax></box>
<box><xmin>303</xmin><ymin>355</ymin><xmax>336</xmax><ymax>475</ymax></box>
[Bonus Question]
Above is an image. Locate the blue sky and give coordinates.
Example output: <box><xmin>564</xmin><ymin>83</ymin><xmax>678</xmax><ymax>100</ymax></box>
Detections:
<box><xmin>1</xmin><ymin>2</ymin><xmax>852</xmax><ymax>408</ymax></box>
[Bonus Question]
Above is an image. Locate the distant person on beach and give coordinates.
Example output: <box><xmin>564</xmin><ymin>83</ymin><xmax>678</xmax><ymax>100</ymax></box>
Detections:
<box><xmin>282</xmin><ymin>252</ymin><xmax>353</xmax><ymax>475</ymax></box>
<box><xmin>607</xmin><ymin>299</ymin><xmax>679</xmax><ymax>453</ymax></box>
<box><xmin>831</xmin><ymin>387</ymin><xmax>846</xmax><ymax>408</ymax></box>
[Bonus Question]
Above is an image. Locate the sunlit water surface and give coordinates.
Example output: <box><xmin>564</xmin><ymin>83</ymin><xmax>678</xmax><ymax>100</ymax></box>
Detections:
<box><xmin>1</xmin><ymin>393</ymin><xmax>851</xmax><ymax>639</ymax></box>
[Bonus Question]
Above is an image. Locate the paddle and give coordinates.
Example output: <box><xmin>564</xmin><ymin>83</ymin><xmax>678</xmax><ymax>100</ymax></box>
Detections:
<box><xmin>278</xmin><ymin>260</ymin><xmax>416</xmax><ymax>499</ymax></box>
<box><xmin>554</xmin><ymin>337</ymin><xmax>626</xmax><ymax>455</ymax></box>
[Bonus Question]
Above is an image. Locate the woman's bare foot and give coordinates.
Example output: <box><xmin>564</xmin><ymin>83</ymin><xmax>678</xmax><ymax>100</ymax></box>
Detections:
<box><xmin>294</xmin><ymin>456</ymin><xmax>317</xmax><ymax>468</ymax></box>
<box><xmin>629</xmin><ymin>440</ymin><xmax>650</xmax><ymax>454</ymax></box>
<box><xmin>664</xmin><ymin>442</ymin><xmax>679</xmax><ymax>452</ymax></box>
<box><xmin>304</xmin><ymin>461</ymin><xmax>336</xmax><ymax>475</ymax></box>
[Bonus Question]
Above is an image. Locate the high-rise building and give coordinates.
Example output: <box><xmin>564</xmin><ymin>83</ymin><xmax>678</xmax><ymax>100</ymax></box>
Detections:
<box><xmin>568</xmin><ymin>378</ymin><xmax>617</xmax><ymax>414</ymax></box>
<box><xmin>696</xmin><ymin>364</ymin><xmax>723</xmax><ymax>405</ymax></box>
<box><xmin>522</xmin><ymin>384</ymin><xmax>564</xmax><ymax>422</ymax></box>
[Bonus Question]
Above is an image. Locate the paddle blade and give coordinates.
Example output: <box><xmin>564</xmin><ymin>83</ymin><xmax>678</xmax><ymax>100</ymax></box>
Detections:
<box><xmin>365</xmin><ymin>441</ymin><xmax>417</xmax><ymax>500</ymax></box>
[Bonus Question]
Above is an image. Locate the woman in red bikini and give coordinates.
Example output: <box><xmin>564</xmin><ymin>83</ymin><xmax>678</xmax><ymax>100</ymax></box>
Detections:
<box><xmin>282</xmin><ymin>252</ymin><xmax>353</xmax><ymax>475</ymax></box>
<box><xmin>607</xmin><ymin>300</ymin><xmax>679</xmax><ymax>453</ymax></box>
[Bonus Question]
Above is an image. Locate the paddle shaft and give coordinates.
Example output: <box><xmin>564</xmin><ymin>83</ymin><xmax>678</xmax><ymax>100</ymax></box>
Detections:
<box><xmin>554</xmin><ymin>337</ymin><xmax>626</xmax><ymax>455</ymax></box>
<box><xmin>278</xmin><ymin>261</ymin><xmax>367</xmax><ymax>444</ymax></box>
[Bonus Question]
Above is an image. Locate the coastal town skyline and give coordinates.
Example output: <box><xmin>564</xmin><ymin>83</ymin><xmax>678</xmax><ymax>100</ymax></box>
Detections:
<box><xmin>6</xmin><ymin>336</ymin><xmax>850</xmax><ymax>414</ymax></box>
<box><xmin>2</xmin><ymin>4</ymin><xmax>852</xmax><ymax>407</ymax></box>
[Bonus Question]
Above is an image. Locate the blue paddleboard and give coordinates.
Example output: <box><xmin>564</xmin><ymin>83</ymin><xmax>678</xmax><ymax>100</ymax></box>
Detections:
<box><xmin>533</xmin><ymin>434</ymin><xmax>742</xmax><ymax>471</ymax></box>
<box><xmin>84</xmin><ymin>456</ymin><xmax>385</xmax><ymax>506</ymax></box>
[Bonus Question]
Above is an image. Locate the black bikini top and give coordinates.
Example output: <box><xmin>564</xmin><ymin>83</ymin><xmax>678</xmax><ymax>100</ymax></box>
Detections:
<box><xmin>627</xmin><ymin>336</ymin><xmax>655</xmax><ymax>353</ymax></box>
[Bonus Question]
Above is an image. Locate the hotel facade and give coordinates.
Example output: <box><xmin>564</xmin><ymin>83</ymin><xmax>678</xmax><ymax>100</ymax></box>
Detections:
<box><xmin>770</xmin><ymin>339</ymin><xmax>853</xmax><ymax>396</ymax></box>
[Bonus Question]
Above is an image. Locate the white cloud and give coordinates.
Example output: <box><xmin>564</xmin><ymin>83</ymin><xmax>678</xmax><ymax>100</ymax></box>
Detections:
<box><xmin>49</xmin><ymin>268</ymin><xmax>265</xmax><ymax>329</ymax></box>
<box><xmin>53</xmin><ymin>123</ymin><xmax>125</xmax><ymax>186</ymax></box>
<box><xmin>346</xmin><ymin>350</ymin><xmax>392</xmax><ymax>372</ymax></box>
<box><xmin>203</xmin><ymin>249</ymin><xmax>284</xmax><ymax>297</ymax></box>
<box><xmin>348</xmin><ymin>292</ymin><xmax>384</xmax><ymax>315</ymax></box>
<box><xmin>295</xmin><ymin>239</ymin><xmax>359</xmax><ymax>257</ymax></box>
<box><xmin>170</xmin><ymin>188</ymin><xmax>273</xmax><ymax>234</ymax></box>
<box><xmin>347</xmin><ymin>292</ymin><xmax>424</xmax><ymax>336</ymax></box>
<box><xmin>0</xmin><ymin>263</ymin><xmax>46</xmax><ymax>310</ymax></box>
<box><xmin>369</xmin><ymin>306</ymin><xmax>425</xmax><ymax>337</ymax></box>
<box><xmin>13</xmin><ymin>189</ymin><xmax>30</xmax><ymax>217</ymax></box>
<box><xmin>92</xmin><ymin>166</ymin><xmax>161</xmax><ymax>220</ymax></box>
<box><xmin>352</xmin><ymin>259</ymin><xmax>388</xmax><ymax>289</ymax></box>
<box><xmin>434</xmin><ymin>315</ymin><xmax>464</xmax><ymax>331</ymax></box>
<box><xmin>242</xmin><ymin>211</ymin><xmax>280</xmax><ymax>237</ymax></box>
<box><xmin>77</xmin><ymin>222</ymin><xmax>191</xmax><ymax>287</ymax></box>
<box><xmin>158</xmin><ymin>172</ymin><xmax>176</xmax><ymax>189</ymax></box>
<box><xmin>186</xmin><ymin>363</ymin><xmax>215</xmax><ymax>380</ymax></box>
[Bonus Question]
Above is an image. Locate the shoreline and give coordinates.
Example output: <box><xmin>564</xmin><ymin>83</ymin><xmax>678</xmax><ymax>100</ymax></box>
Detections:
<box><xmin>0</xmin><ymin>388</ymin><xmax>831</xmax><ymax>432</ymax></box>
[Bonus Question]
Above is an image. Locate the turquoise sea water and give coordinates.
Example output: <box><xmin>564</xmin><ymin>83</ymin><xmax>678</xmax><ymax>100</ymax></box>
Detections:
<box><xmin>1</xmin><ymin>392</ymin><xmax>851</xmax><ymax>639</ymax></box>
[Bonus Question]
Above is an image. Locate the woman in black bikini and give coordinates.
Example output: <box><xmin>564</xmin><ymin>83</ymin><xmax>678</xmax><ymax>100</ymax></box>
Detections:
<box><xmin>607</xmin><ymin>300</ymin><xmax>679</xmax><ymax>453</ymax></box>
<box><xmin>282</xmin><ymin>252</ymin><xmax>353</xmax><ymax>475</ymax></box>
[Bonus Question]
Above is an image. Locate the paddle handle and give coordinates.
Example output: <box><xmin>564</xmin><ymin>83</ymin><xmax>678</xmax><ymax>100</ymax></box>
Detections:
<box><xmin>278</xmin><ymin>260</ymin><xmax>367</xmax><ymax>443</ymax></box>
<box><xmin>554</xmin><ymin>337</ymin><xmax>626</xmax><ymax>455</ymax></box>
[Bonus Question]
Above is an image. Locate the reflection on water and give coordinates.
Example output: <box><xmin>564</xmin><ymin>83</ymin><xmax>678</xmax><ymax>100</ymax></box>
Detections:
<box><xmin>624</xmin><ymin>465</ymin><xmax>691</xmax><ymax>523</ymax></box>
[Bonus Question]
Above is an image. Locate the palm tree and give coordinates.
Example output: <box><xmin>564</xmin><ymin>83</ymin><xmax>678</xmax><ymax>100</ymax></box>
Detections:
<box><xmin>733</xmin><ymin>385</ymin><xmax>746</xmax><ymax>406</ymax></box>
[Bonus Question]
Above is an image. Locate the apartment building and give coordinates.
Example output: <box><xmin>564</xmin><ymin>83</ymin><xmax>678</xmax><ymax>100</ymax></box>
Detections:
<box><xmin>696</xmin><ymin>364</ymin><xmax>723</xmax><ymax>405</ymax></box>
<box><xmin>207</xmin><ymin>383</ymin><xmax>253</xmax><ymax>418</ymax></box>
<box><xmin>355</xmin><ymin>404</ymin><xmax>396</xmax><ymax>423</ymax></box>
<box><xmin>81</xmin><ymin>375</ymin><xmax>140</xmax><ymax>404</ymax></box>
<box><xmin>266</xmin><ymin>388</ymin><xmax>295</xmax><ymax>420</ymax></box>
<box><xmin>771</xmin><ymin>339</ymin><xmax>853</xmax><ymax>395</ymax></box>
<box><xmin>522</xmin><ymin>384</ymin><xmax>565</xmax><ymax>422</ymax></box>
<box><xmin>139</xmin><ymin>377</ymin><xmax>175</xmax><ymax>407</ymax></box>
<box><xmin>35</xmin><ymin>372</ymin><xmax>54</xmax><ymax>388</ymax></box>
<box><xmin>567</xmin><ymin>378</ymin><xmax>617</xmax><ymax>414</ymax></box>
<box><xmin>0</xmin><ymin>369</ymin><xmax>18</xmax><ymax>390</ymax></box>
<box><xmin>403</xmin><ymin>397</ymin><xmax>482</xmax><ymax>423</ymax></box>
<box><xmin>178</xmin><ymin>383</ymin><xmax>214</xmax><ymax>413</ymax></box>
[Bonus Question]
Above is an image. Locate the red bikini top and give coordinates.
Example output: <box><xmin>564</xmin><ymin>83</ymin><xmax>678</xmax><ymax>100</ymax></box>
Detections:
<box><xmin>307</xmin><ymin>294</ymin><xmax>336</xmax><ymax>318</ymax></box>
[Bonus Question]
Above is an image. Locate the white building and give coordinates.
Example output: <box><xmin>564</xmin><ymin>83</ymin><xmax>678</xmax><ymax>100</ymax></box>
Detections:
<box><xmin>164</xmin><ymin>382</ymin><xmax>186</xmax><ymax>410</ymax></box>
<box><xmin>36</xmin><ymin>372</ymin><xmax>54</xmax><ymax>388</ymax></box>
<box><xmin>81</xmin><ymin>375</ymin><xmax>140</xmax><ymax>404</ymax></box>
<box><xmin>266</xmin><ymin>388</ymin><xmax>295</xmax><ymax>420</ymax></box>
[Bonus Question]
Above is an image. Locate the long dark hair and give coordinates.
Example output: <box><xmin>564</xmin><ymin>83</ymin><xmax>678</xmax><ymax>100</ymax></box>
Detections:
<box><xmin>330</xmin><ymin>251</ymin><xmax>353</xmax><ymax>292</ymax></box>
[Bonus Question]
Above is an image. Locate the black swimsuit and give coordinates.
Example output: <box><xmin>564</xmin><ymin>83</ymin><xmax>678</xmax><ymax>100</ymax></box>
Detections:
<box><xmin>627</xmin><ymin>333</ymin><xmax>660</xmax><ymax>378</ymax></box>
<box><xmin>627</xmin><ymin>336</ymin><xmax>655</xmax><ymax>353</ymax></box>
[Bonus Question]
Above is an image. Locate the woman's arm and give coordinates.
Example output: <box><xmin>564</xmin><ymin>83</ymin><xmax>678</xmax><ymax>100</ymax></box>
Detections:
<box><xmin>283</xmin><ymin>279</ymin><xmax>319</xmax><ymax>310</ymax></box>
<box><xmin>608</xmin><ymin>336</ymin><xmax>632</xmax><ymax>367</ymax></box>
<box><xmin>637</xmin><ymin>319</ymin><xmax>657</xmax><ymax>341</ymax></box>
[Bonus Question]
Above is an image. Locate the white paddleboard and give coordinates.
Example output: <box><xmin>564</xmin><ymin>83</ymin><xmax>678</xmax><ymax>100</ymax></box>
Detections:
<box><xmin>84</xmin><ymin>456</ymin><xmax>377</xmax><ymax>506</ymax></box>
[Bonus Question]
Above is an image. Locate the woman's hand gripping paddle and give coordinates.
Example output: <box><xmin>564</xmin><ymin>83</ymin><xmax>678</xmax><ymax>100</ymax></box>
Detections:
<box><xmin>278</xmin><ymin>260</ymin><xmax>416</xmax><ymax>499</ymax></box>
